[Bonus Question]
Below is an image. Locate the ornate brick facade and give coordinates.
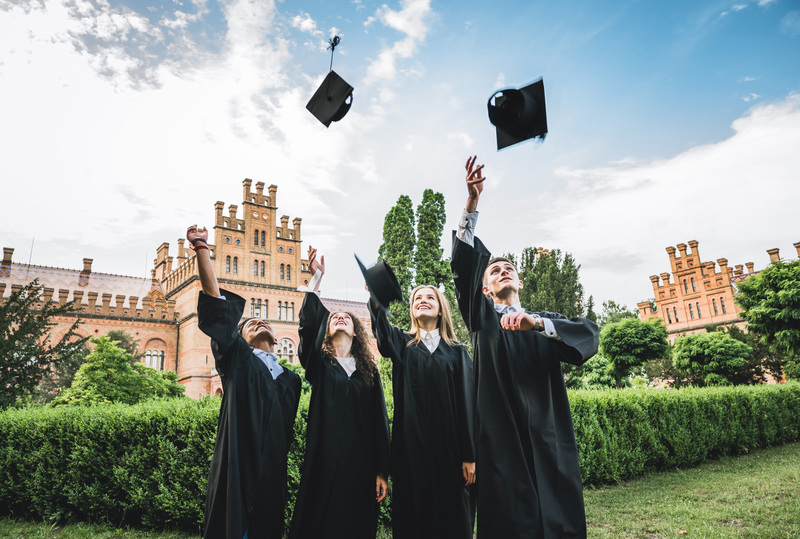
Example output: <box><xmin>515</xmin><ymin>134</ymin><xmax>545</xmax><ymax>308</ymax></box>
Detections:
<box><xmin>1</xmin><ymin>179</ymin><xmax>372</xmax><ymax>399</ymax></box>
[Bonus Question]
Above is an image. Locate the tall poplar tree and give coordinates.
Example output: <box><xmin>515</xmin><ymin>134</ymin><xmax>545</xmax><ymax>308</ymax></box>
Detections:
<box><xmin>414</xmin><ymin>189</ymin><xmax>449</xmax><ymax>287</ymax></box>
<box><xmin>378</xmin><ymin>195</ymin><xmax>416</xmax><ymax>329</ymax></box>
<box><xmin>518</xmin><ymin>248</ymin><xmax>585</xmax><ymax>318</ymax></box>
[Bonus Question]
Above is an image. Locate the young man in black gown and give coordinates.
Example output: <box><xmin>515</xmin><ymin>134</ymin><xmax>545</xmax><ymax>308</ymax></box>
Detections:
<box><xmin>187</xmin><ymin>224</ymin><xmax>302</xmax><ymax>539</ymax></box>
<box><xmin>449</xmin><ymin>159</ymin><xmax>600</xmax><ymax>539</ymax></box>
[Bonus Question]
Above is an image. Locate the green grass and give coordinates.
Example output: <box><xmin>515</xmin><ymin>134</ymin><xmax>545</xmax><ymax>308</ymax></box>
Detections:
<box><xmin>3</xmin><ymin>442</ymin><xmax>798</xmax><ymax>538</ymax></box>
<box><xmin>585</xmin><ymin>441</ymin><xmax>800</xmax><ymax>538</ymax></box>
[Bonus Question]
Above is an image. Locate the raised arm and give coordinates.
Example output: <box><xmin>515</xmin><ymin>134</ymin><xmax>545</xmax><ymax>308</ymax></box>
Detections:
<box><xmin>297</xmin><ymin>246</ymin><xmax>329</xmax><ymax>380</ymax></box>
<box><xmin>367</xmin><ymin>297</ymin><xmax>408</xmax><ymax>362</ymax></box>
<box><xmin>187</xmin><ymin>225</ymin><xmax>220</xmax><ymax>298</ymax></box>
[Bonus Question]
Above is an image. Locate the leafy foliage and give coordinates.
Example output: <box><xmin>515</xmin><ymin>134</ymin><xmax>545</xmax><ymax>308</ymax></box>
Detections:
<box><xmin>32</xmin><ymin>342</ymin><xmax>91</xmax><ymax>405</ymax></box>
<box><xmin>600</xmin><ymin>318</ymin><xmax>669</xmax><ymax>388</ymax></box>
<box><xmin>0</xmin><ymin>279</ymin><xmax>87</xmax><ymax>409</ymax></box>
<box><xmin>585</xmin><ymin>295</ymin><xmax>597</xmax><ymax>324</ymax></box>
<box><xmin>106</xmin><ymin>330</ymin><xmax>145</xmax><ymax>364</ymax></box>
<box><xmin>736</xmin><ymin>258</ymin><xmax>800</xmax><ymax>357</ymax></box>
<box><xmin>517</xmin><ymin>248</ymin><xmax>585</xmax><ymax>318</ymax></box>
<box><xmin>378</xmin><ymin>195</ymin><xmax>415</xmax><ymax>329</ymax></box>
<box><xmin>597</xmin><ymin>300</ymin><xmax>639</xmax><ymax>329</ymax></box>
<box><xmin>414</xmin><ymin>190</ymin><xmax>449</xmax><ymax>288</ymax></box>
<box><xmin>50</xmin><ymin>336</ymin><xmax>184</xmax><ymax>407</ymax></box>
<box><xmin>581</xmin><ymin>353</ymin><xmax>626</xmax><ymax>389</ymax></box>
<box><xmin>672</xmin><ymin>331</ymin><xmax>753</xmax><ymax>386</ymax></box>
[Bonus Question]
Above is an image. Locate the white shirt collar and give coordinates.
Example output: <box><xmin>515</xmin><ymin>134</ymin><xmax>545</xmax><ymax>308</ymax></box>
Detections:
<box><xmin>493</xmin><ymin>302</ymin><xmax>524</xmax><ymax>314</ymax></box>
<box><xmin>420</xmin><ymin>328</ymin><xmax>440</xmax><ymax>339</ymax></box>
<box><xmin>336</xmin><ymin>356</ymin><xmax>356</xmax><ymax>378</ymax></box>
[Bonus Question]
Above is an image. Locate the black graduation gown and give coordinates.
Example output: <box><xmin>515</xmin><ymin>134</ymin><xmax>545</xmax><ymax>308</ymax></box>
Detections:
<box><xmin>369</xmin><ymin>300</ymin><xmax>476</xmax><ymax>539</ymax></box>
<box><xmin>288</xmin><ymin>292</ymin><xmax>391</xmax><ymax>539</ymax></box>
<box><xmin>450</xmin><ymin>234</ymin><xmax>599</xmax><ymax>539</ymax></box>
<box><xmin>198</xmin><ymin>289</ymin><xmax>302</xmax><ymax>539</ymax></box>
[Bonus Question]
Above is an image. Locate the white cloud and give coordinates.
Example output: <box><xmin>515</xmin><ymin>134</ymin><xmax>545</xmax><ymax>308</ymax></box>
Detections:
<box><xmin>525</xmin><ymin>93</ymin><xmax>800</xmax><ymax>308</ymax></box>
<box><xmin>291</xmin><ymin>12</ymin><xmax>323</xmax><ymax>36</ymax></box>
<box><xmin>447</xmin><ymin>132</ymin><xmax>475</xmax><ymax>149</ymax></box>
<box><xmin>780</xmin><ymin>11</ymin><xmax>800</xmax><ymax>36</ymax></box>
<box><xmin>494</xmin><ymin>72</ymin><xmax>505</xmax><ymax>89</ymax></box>
<box><xmin>363</xmin><ymin>0</ymin><xmax>432</xmax><ymax>84</ymax></box>
<box><xmin>732</xmin><ymin>4</ymin><xmax>747</xmax><ymax>11</ymax></box>
<box><xmin>379</xmin><ymin>88</ymin><xmax>396</xmax><ymax>102</ymax></box>
<box><xmin>738</xmin><ymin>75</ymin><xmax>757</xmax><ymax>82</ymax></box>
<box><xmin>742</xmin><ymin>92</ymin><xmax>761</xmax><ymax>101</ymax></box>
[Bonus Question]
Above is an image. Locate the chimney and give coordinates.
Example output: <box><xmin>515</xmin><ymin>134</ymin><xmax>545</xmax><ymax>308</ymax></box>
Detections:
<box><xmin>268</xmin><ymin>184</ymin><xmax>277</xmax><ymax>207</ymax></box>
<box><xmin>0</xmin><ymin>283</ymin><xmax>5</xmax><ymax>305</ymax></box>
<box><xmin>58</xmin><ymin>289</ymin><xmax>69</xmax><ymax>306</ymax></box>
<box><xmin>0</xmin><ymin>247</ymin><xmax>11</xmax><ymax>278</ymax></box>
<box><xmin>687</xmin><ymin>240</ymin><xmax>699</xmax><ymax>256</ymax></box>
<box><xmin>256</xmin><ymin>181</ymin><xmax>266</xmax><ymax>199</ymax></box>
<box><xmin>293</xmin><ymin>217</ymin><xmax>302</xmax><ymax>241</ymax></box>
<box><xmin>649</xmin><ymin>275</ymin><xmax>660</xmax><ymax>291</ymax></box>
<box><xmin>676</xmin><ymin>243</ymin><xmax>688</xmax><ymax>258</ymax></box>
<box><xmin>82</xmin><ymin>258</ymin><xmax>93</xmax><ymax>273</ymax></box>
<box><xmin>243</xmin><ymin>178</ymin><xmax>252</xmax><ymax>202</ymax></box>
<box><xmin>214</xmin><ymin>201</ymin><xmax>224</xmax><ymax>225</ymax></box>
<box><xmin>228</xmin><ymin>204</ymin><xmax>238</xmax><ymax>221</ymax></box>
<box><xmin>129</xmin><ymin>296</ymin><xmax>139</xmax><ymax>312</ymax></box>
<box><xmin>745</xmin><ymin>262</ymin><xmax>755</xmax><ymax>273</ymax></box>
<box><xmin>660</xmin><ymin>272</ymin><xmax>671</xmax><ymax>285</ymax></box>
<box><xmin>665</xmin><ymin>246</ymin><xmax>676</xmax><ymax>260</ymax></box>
<box><xmin>116</xmin><ymin>294</ymin><xmax>126</xmax><ymax>311</ymax></box>
<box><xmin>101</xmin><ymin>293</ymin><xmax>112</xmax><ymax>315</ymax></box>
<box><xmin>717</xmin><ymin>258</ymin><xmax>728</xmax><ymax>275</ymax></box>
<box><xmin>177</xmin><ymin>238</ymin><xmax>186</xmax><ymax>259</ymax></box>
<box><xmin>767</xmin><ymin>248</ymin><xmax>780</xmax><ymax>262</ymax></box>
<box><xmin>72</xmin><ymin>290</ymin><xmax>84</xmax><ymax>308</ymax></box>
<box><xmin>42</xmin><ymin>288</ymin><xmax>54</xmax><ymax>305</ymax></box>
<box><xmin>87</xmin><ymin>292</ymin><xmax>98</xmax><ymax>312</ymax></box>
<box><xmin>794</xmin><ymin>241</ymin><xmax>800</xmax><ymax>259</ymax></box>
<box><xmin>733</xmin><ymin>265</ymin><xmax>744</xmax><ymax>276</ymax></box>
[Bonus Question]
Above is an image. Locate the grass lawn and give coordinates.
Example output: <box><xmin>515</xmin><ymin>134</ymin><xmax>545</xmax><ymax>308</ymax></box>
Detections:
<box><xmin>2</xmin><ymin>442</ymin><xmax>798</xmax><ymax>538</ymax></box>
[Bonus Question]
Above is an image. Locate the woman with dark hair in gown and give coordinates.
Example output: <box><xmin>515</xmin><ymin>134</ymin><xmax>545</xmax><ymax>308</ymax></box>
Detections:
<box><xmin>288</xmin><ymin>247</ymin><xmax>391</xmax><ymax>539</ymax></box>
<box><xmin>369</xmin><ymin>283</ymin><xmax>476</xmax><ymax>539</ymax></box>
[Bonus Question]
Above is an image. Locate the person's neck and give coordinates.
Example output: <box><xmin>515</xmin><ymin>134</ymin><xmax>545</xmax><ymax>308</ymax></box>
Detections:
<box><xmin>492</xmin><ymin>291</ymin><xmax>520</xmax><ymax>308</ymax></box>
<box><xmin>417</xmin><ymin>316</ymin><xmax>438</xmax><ymax>333</ymax></box>
<box><xmin>251</xmin><ymin>337</ymin><xmax>275</xmax><ymax>353</ymax></box>
<box><xmin>331</xmin><ymin>333</ymin><xmax>353</xmax><ymax>358</ymax></box>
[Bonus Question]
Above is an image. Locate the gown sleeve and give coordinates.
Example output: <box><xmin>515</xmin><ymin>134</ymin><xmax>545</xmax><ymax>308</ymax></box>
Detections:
<box><xmin>535</xmin><ymin>311</ymin><xmax>600</xmax><ymax>366</ymax></box>
<box><xmin>450</xmin><ymin>232</ymin><xmax>494</xmax><ymax>333</ymax></box>
<box><xmin>454</xmin><ymin>345</ymin><xmax>476</xmax><ymax>463</ymax></box>
<box><xmin>372</xmin><ymin>373</ymin><xmax>392</xmax><ymax>478</ymax></box>
<box><xmin>298</xmin><ymin>292</ymin><xmax>330</xmax><ymax>382</ymax></box>
<box><xmin>197</xmin><ymin>288</ymin><xmax>248</xmax><ymax>372</ymax></box>
<box><xmin>367</xmin><ymin>297</ymin><xmax>408</xmax><ymax>362</ymax></box>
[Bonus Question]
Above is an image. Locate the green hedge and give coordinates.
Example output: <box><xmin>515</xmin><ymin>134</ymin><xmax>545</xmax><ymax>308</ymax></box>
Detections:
<box><xmin>1</xmin><ymin>383</ymin><xmax>799</xmax><ymax>532</ymax></box>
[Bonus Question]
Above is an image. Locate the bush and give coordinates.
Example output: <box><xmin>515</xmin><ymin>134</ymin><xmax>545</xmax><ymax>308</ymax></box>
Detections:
<box><xmin>2</xmin><ymin>380</ymin><xmax>799</xmax><ymax>532</ymax></box>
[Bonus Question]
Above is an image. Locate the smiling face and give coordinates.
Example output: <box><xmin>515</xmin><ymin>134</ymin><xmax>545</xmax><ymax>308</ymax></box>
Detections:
<box><xmin>328</xmin><ymin>312</ymin><xmax>355</xmax><ymax>338</ymax></box>
<box><xmin>240</xmin><ymin>318</ymin><xmax>275</xmax><ymax>348</ymax></box>
<box><xmin>412</xmin><ymin>286</ymin><xmax>441</xmax><ymax>323</ymax></box>
<box><xmin>483</xmin><ymin>258</ymin><xmax>523</xmax><ymax>299</ymax></box>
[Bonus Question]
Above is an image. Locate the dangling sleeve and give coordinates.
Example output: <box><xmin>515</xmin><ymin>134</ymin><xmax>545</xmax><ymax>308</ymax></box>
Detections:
<box><xmin>197</xmin><ymin>288</ymin><xmax>247</xmax><ymax>373</ymax></box>
<box><xmin>451</xmin><ymin>232</ymin><xmax>495</xmax><ymax>333</ymax></box>
<box><xmin>368</xmin><ymin>297</ymin><xmax>409</xmax><ymax>363</ymax></box>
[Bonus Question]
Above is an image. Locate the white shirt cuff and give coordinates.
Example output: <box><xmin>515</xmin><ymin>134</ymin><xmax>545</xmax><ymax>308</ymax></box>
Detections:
<box><xmin>297</xmin><ymin>269</ymin><xmax>323</xmax><ymax>293</ymax></box>
<box><xmin>539</xmin><ymin>317</ymin><xmax>561</xmax><ymax>340</ymax></box>
<box><xmin>456</xmin><ymin>209</ymin><xmax>479</xmax><ymax>247</ymax></box>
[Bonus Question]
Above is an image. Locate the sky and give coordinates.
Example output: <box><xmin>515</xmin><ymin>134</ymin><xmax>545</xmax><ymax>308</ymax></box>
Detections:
<box><xmin>1</xmin><ymin>0</ymin><xmax>799</xmax><ymax>311</ymax></box>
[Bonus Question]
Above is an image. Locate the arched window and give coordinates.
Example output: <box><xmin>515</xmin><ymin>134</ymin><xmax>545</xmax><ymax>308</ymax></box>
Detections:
<box><xmin>226</xmin><ymin>256</ymin><xmax>231</xmax><ymax>273</ymax></box>
<box><xmin>277</xmin><ymin>338</ymin><xmax>295</xmax><ymax>363</ymax></box>
<box><xmin>254</xmin><ymin>260</ymin><xmax>259</xmax><ymax>276</ymax></box>
<box><xmin>696</xmin><ymin>302</ymin><xmax>701</xmax><ymax>318</ymax></box>
<box><xmin>255</xmin><ymin>299</ymin><xmax>261</xmax><ymax>318</ymax></box>
<box><xmin>254</xmin><ymin>229</ymin><xmax>259</xmax><ymax>246</ymax></box>
<box><xmin>261</xmin><ymin>231</ymin><xmax>265</xmax><ymax>247</ymax></box>
<box><xmin>683</xmin><ymin>279</ymin><xmax>688</xmax><ymax>294</ymax></box>
<box><xmin>283</xmin><ymin>302</ymin><xmax>289</xmax><ymax>321</ymax></box>
<box><xmin>673</xmin><ymin>306</ymin><xmax>679</xmax><ymax>322</ymax></box>
<box><xmin>712</xmin><ymin>298</ymin><xmax>718</xmax><ymax>315</ymax></box>
<box><xmin>666</xmin><ymin>309</ymin><xmax>672</xmax><ymax>323</ymax></box>
<box><xmin>287</xmin><ymin>264</ymin><xmax>291</xmax><ymax>280</ymax></box>
<box><xmin>278</xmin><ymin>301</ymin><xmax>283</xmax><ymax>320</ymax></box>
<box><xmin>689</xmin><ymin>304</ymin><xmax>694</xmax><ymax>319</ymax></box>
<box><xmin>720</xmin><ymin>297</ymin><xmax>727</xmax><ymax>314</ymax></box>
<box><xmin>233</xmin><ymin>257</ymin><xmax>238</xmax><ymax>274</ymax></box>
<box><xmin>277</xmin><ymin>230</ymin><xmax>281</xmax><ymax>237</ymax></box>
<box><xmin>263</xmin><ymin>300</ymin><xmax>268</xmax><ymax>319</ymax></box>
<box><xmin>261</xmin><ymin>261</ymin><xmax>265</xmax><ymax>277</ymax></box>
<box><xmin>280</xmin><ymin>264</ymin><xmax>285</xmax><ymax>280</ymax></box>
<box><xmin>144</xmin><ymin>349</ymin><xmax>166</xmax><ymax>370</ymax></box>
<box><xmin>691</xmin><ymin>277</ymin><xmax>696</xmax><ymax>292</ymax></box>
<box><xmin>289</xmin><ymin>232</ymin><xmax>293</xmax><ymax>239</ymax></box>
<box><xmin>250</xmin><ymin>298</ymin><xmax>255</xmax><ymax>317</ymax></box>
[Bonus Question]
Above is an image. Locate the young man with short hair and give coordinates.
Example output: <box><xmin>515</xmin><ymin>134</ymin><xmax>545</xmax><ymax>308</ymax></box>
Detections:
<box><xmin>187</xmin><ymin>224</ymin><xmax>302</xmax><ymax>539</ymax></box>
<box><xmin>450</xmin><ymin>158</ymin><xmax>599</xmax><ymax>539</ymax></box>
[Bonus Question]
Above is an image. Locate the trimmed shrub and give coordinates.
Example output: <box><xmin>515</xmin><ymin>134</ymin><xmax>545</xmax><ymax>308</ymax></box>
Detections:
<box><xmin>1</xmin><ymin>383</ymin><xmax>799</xmax><ymax>532</ymax></box>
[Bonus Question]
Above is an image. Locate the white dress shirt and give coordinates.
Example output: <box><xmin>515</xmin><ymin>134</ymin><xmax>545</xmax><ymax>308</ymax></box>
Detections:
<box><xmin>457</xmin><ymin>210</ymin><xmax>560</xmax><ymax>341</ymax></box>
<box><xmin>336</xmin><ymin>356</ymin><xmax>357</xmax><ymax>378</ymax></box>
<box><xmin>420</xmin><ymin>328</ymin><xmax>441</xmax><ymax>353</ymax></box>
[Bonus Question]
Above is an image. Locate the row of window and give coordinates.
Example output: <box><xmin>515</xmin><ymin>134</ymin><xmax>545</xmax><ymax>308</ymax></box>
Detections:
<box><xmin>665</xmin><ymin>297</ymin><xmax>727</xmax><ymax>324</ymax></box>
<box><xmin>250</xmin><ymin>299</ymin><xmax>296</xmax><ymax>321</ymax></box>
<box><xmin>683</xmin><ymin>277</ymin><xmax>697</xmax><ymax>294</ymax></box>
<box><xmin>144</xmin><ymin>350</ymin><xmax>166</xmax><ymax>370</ymax></box>
<box><xmin>254</xmin><ymin>228</ymin><xmax>294</xmax><ymax>244</ymax></box>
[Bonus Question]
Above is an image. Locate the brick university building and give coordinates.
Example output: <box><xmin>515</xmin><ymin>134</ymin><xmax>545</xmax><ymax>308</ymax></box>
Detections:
<box><xmin>0</xmin><ymin>179</ymin><xmax>370</xmax><ymax>399</ymax></box>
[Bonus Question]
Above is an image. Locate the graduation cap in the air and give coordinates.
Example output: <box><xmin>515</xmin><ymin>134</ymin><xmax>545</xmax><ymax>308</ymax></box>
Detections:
<box><xmin>306</xmin><ymin>36</ymin><xmax>354</xmax><ymax>127</ymax></box>
<box><xmin>354</xmin><ymin>253</ymin><xmax>403</xmax><ymax>315</ymax></box>
<box><xmin>487</xmin><ymin>78</ymin><xmax>548</xmax><ymax>150</ymax></box>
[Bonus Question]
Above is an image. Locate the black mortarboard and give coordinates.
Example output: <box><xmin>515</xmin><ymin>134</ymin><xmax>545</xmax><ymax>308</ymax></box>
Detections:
<box><xmin>487</xmin><ymin>78</ymin><xmax>548</xmax><ymax>150</ymax></box>
<box><xmin>354</xmin><ymin>254</ymin><xmax>403</xmax><ymax>315</ymax></box>
<box><xmin>306</xmin><ymin>70</ymin><xmax>354</xmax><ymax>127</ymax></box>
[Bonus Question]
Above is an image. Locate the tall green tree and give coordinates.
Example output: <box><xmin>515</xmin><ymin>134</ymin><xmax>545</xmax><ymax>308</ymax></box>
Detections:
<box><xmin>736</xmin><ymin>259</ymin><xmax>800</xmax><ymax>358</ymax></box>
<box><xmin>378</xmin><ymin>195</ymin><xmax>416</xmax><ymax>329</ymax></box>
<box><xmin>414</xmin><ymin>189</ymin><xmax>449</xmax><ymax>288</ymax></box>
<box><xmin>672</xmin><ymin>331</ymin><xmax>753</xmax><ymax>386</ymax></box>
<box><xmin>0</xmin><ymin>280</ymin><xmax>87</xmax><ymax>409</ymax></box>
<box><xmin>33</xmin><ymin>342</ymin><xmax>91</xmax><ymax>405</ymax></box>
<box><xmin>106</xmin><ymin>330</ymin><xmax>145</xmax><ymax>364</ymax></box>
<box><xmin>517</xmin><ymin>248</ymin><xmax>585</xmax><ymax>318</ymax></box>
<box><xmin>597</xmin><ymin>300</ymin><xmax>639</xmax><ymax>329</ymax></box>
<box><xmin>51</xmin><ymin>335</ymin><xmax>184</xmax><ymax>407</ymax></box>
<box><xmin>600</xmin><ymin>317</ymin><xmax>669</xmax><ymax>388</ymax></box>
<box><xmin>585</xmin><ymin>295</ymin><xmax>598</xmax><ymax>324</ymax></box>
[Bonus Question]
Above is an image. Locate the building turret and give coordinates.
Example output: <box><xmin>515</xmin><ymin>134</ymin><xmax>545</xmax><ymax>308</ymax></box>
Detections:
<box><xmin>293</xmin><ymin>218</ymin><xmax>302</xmax><ymax>241</ymax></box>
<box><xmin>243</xmin><ymin>178</ymin><xmax>252</xmax><ymax>202</ymax></box>
<box><xmin>767</xmin><ymin>248</ymin><xmax>780</xmax><ymax>262</ymax></box>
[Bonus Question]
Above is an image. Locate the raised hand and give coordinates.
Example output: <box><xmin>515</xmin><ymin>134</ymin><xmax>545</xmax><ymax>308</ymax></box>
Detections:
<box><xmin>187</xmin><ymin>224</ymin><xmax>209</xmax><ymax>246</ymax></box>
<box><xmin>465</xmin><ymin>155</ymin><xmax>486</xmax><ymax>212</ymax></box>
<box><xmin>308</xmin><ymin>245</ymin><xmax>326</xmax><ymax>276</ymax></box>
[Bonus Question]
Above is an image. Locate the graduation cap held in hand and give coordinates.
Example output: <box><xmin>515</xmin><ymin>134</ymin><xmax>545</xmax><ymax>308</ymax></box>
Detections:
<box><xmin>306</xmin><ymin>36</ymin><xmax>354</xmax><ymax>127</ymax></box>
<box><xmin>354</xmin><ymin>254</ymin><xmax>403</xmax><ymax>316</ymax></box>
<box><xmin>487</xmin><ymin>78</ymin><xmax>548</xmax><ymax>150</ymax></box>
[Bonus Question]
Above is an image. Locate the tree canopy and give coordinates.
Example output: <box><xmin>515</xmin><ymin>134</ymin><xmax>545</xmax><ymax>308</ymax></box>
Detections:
<box><xmin>736</xmin><ymin>259</ymin><xmax>800</xmax><ymax>358</ymax></box>
<box><xmin>597</xmin><ymin>300</ymin><xmax>639</xmax><ymax>329</ymax></box>
<box><xmin>0</xmin><ymin>280</ymin><xmax>87</xmax><ymax>409</ymax></box>
<box><xmin>600</xmin><ymin>317</ymin><xmax>669</xmax><ymax>388</ymax></box>
<box><xmin>51</xmin><ymin>335</ymin><xmax>184</xmax><ymax>406</ymax></box>
<box><xmin>672</xmin><ymin>331</ymin><xmax>753</xmax><ymax>386</ymax></box>
<box><xmin>516</xmin><ymin>248</ymin><xmax>585</xmax><ymax>319</ymax></box>
<box><xmin>378</xmin><ymin>194</ymin><xmax>416</xmax><ymax>329</ymax></box>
